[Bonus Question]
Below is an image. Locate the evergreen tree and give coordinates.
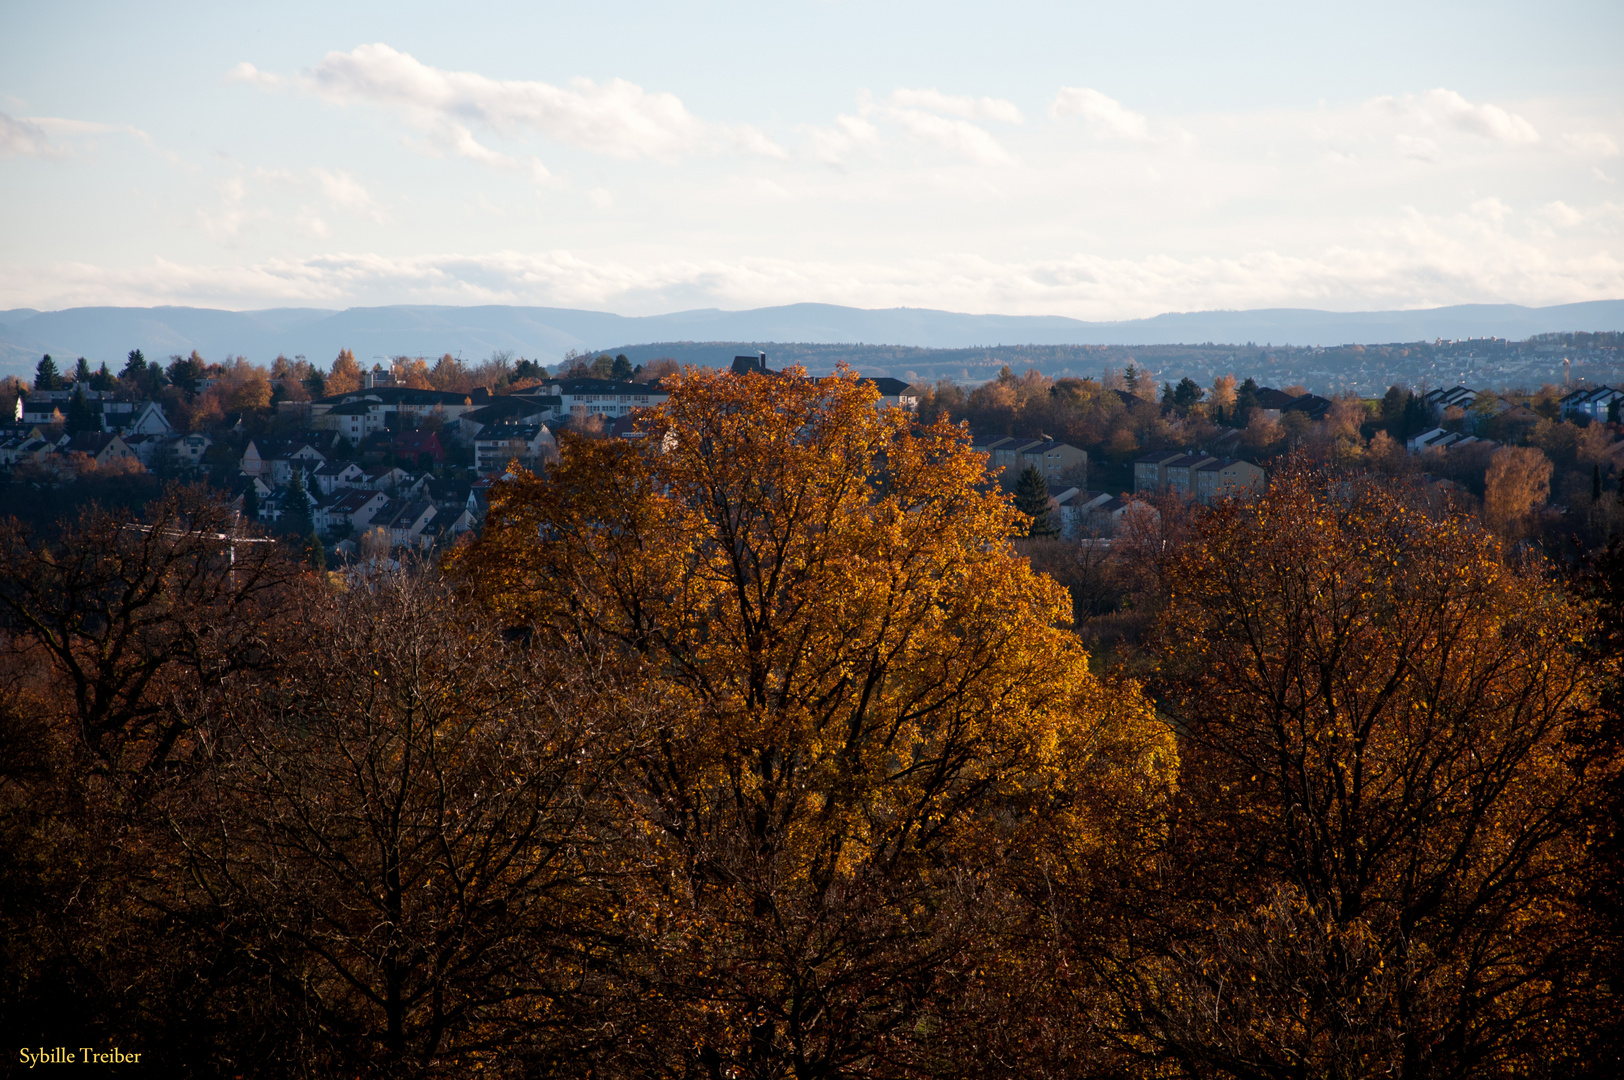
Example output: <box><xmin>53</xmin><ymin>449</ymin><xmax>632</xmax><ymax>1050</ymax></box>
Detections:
<box><xmin>283</xmin><ymin>470</ymin><xmax>315</xmax><ymax>542</ymax></box>
<box><xmin>90</xmin><ymin>362</ymin><xmax>117</xmax><ymax>391</ymax></box>
<box><xmin>66</xmin><ymin>386</ymin><xmax>97</xmax><ymax>433</ymax></box>
<box><xmin>1014</xmin><ymin>464</ymin><xmax>1058</xmax><ymax>538</ymax></box>
<box><xmin>1123</xmin><ymin>364</ymin><xmax>1141</xmax><ymax>396</ymax></box>
<box><xmin>1380</xmin><ymin>385</ymin><xmax>1409</xmax><ymax>433</ymax></box>
<box><xmin>1402</xmin><ymin>392</ymin><xmax>1430</xmax><ymax>439</ymax></box>
<box><xmin>120</xmin><ymin>349</ymin><xmax>147</xmax><ymax>381</ymax></box>
<box><xmin>34</xmin><ymin>354</ymin><xmax>63</xmax><ymax>391</ymax></box>
<box><xmin>1160</xmin><ymin>381</ymin><xmax>1177</xmax><ymax>407</ymax></box>
<box><xmin>1172</xmin><ymin>377</ymin><xmax>1204</xmax><ymax>411</ymax></box>
<box><xmin>242</xmin><ymin>482</ymin><xmax>260</xmax><ymax>524</ymax></box>
<box><xmin>74</xmin><ymin>357</ymin><xmax>92</xmax><ymax>384</ymax></box>
<box><xmin>305</xmin><ymin>531</ymin><xmax>326</xmax><ymax>571</ymax></box>
<box><xmin>167</xmin><ymin>351</ymin><xmax>207</xmax><ymax>393</ymax></box>
<box><xmin>612</xmin><ymin>354</ymin><xmax>635</xmax><ymax>381</ymax></box>
<box><xmin>1236</xmin><ymin>376</ymin><xmax>1261</xmax><ymax>419</ymax></box>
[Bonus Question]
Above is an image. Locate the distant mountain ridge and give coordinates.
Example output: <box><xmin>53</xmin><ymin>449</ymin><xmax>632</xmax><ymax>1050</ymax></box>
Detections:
<box><xmin>2</xmin><ymin>300</ymin><xmax>1622</xmax><ymax>378</ymax></box>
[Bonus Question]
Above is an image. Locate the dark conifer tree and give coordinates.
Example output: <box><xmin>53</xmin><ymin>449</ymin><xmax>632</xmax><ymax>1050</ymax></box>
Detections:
<box><xmin>283</xmin><ymin>470</ymin><xmax>315</xmax><ymax>542</ymax></box>
<box><xmin>66</xmin><ymin>386</ymin><xmax>97</xmax><ymax>433</ymax></box>
<box><xmin>1014</xmin><ymin>464</ymin><xmax>1058</xmax><ymax>538</ymax></box>
<box><xmin>34</xmin><ymin>354</ymin><xmax>63</xmax><ymax>391</ymax></box>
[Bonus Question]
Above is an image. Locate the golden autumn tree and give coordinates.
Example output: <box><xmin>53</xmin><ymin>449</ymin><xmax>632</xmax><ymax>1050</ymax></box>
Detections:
<box><xmin>326</xmin><ymin>348</ymin><xmax>363</xmax><ymax>396</ymax></box>
<box><xmin>1129</xmin><ymin>462</ymin><xmax>1611</xmax><ymax>1079</ymax></box>
<box><xmin>1484</xmin><ymin>444</ymin><xmax>1552</xmax><ymax>542</ymax></box>
<box><xmin>454</xmin><ymin>365</ymin><xmax>1174</xmax><ymax>1078</ymax></box>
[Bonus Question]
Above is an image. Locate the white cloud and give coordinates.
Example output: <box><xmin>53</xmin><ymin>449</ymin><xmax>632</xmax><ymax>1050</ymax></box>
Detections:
<box><xmin>199</xmin><ymin>166</ymin><xmax>390</xmax><ymax>241</ymax></box>
<box><xmin>234</xmin><ymin>43</ymin><xmax>786</xmax><ymax>174</ymax></box>
<box><xmin>1049</xmin><ymin>88</ymin><xmax>1152</xmax><ymax>142</ymax></box>
<box><xmin>1377</xmin><ymin>88</ymin><xmax>1540</xmax><ymax>145</ymax></box>
<box><xmin>890</xmin><ymin>88</ymin><xmax>1023</xmax><ymax>125</ymax></box>
<box><xmin>311</xmin><ymin>168</ymin><xmax>389</xmax><ymax>222</ymax></box>
<box><xmin>881</xmin><ymin>107</ymin><xmax>1014</xmax><ymax>166</ymax></box>
<box><xmin>1562</xmin><ymin>131</ymin><xmax>1620</xmax><ymax>158</ymax></box>
<box><xmin>805</xmin><ymin>113</ymin><xmax>881</xmax><ymax>165</ymax></box>
<box><xmin>803</xmin><ymin>90</ymin><xmax>1016</xmax><ymax>166</ymax></box>
<box><xmin>1539</xmin><ymin>201</ymin><xmax>1584</xmax><ymax>228</ymax></box>
<box><xmin>1394</xmin><ymin>134</ymin><xmax>1440</xmax><ymax>162</ymax></box>
<box><xmin>0</xmin><ymin>111</ymin><xmax>61</xmax><ymax>158</ymax></box>
<box><xmin>226</xmin><ymin>61</ymin><xmax>282</xmax><ymax>90</ymax></box>
<box><xmin>10</xmin><ymin>198</ymin><xmax>1620</xmax><ymax>318</ymax></box>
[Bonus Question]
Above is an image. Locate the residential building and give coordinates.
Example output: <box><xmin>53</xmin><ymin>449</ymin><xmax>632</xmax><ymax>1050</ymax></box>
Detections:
<box><xmin>166</xmin><ymin>433</ymin><xmax>213</xmax><ymax>469</ymax></box>
<box><xmin>1560</xmin><ymin>385</ymin><xmax>1624</xmax><ymax>422</ymax></box>
<box><xmin>0</xmin><ymin>430</ymin><xmax>58</xmax><ymax>467</ymax></box>
<box><xmin>1015</xmin><ymin>439</ymin><xmax>1087</xmax><ymax>479</ymax></box>
<box><xmin>1163</xmin><ymin>453</ymin><xmax>1218</xmax><ymax>494</ymax></box>
<box><xmin>474</xmin><ymin>423</ymin><xmax>558</xmax><ymax>475</ymax></box>
<box><xmin>360</xmin><ymin>464</ymin><xmax>413</xmax><ymax>492</ymax></box>
<box><xmin>1194</xmin><ymin>458</ymin><xmax>1266</xmax><ymax>502</ymax></box>
<box><xmin>541</xmin><ymin>378</ymin><xmax>669</xmax><ymax>421</ymax></box>
<box><xmin>392</xmin><ymin>429</ymin><xmax>445</xmax><ymax>466</ymax></box>
<box><xmin>312</xmin><ymin>461</ymin><xmax>367</xmax><ymax>495</ymax></box>
<box><xmin>1423</xmin><ymin>384</ymin><xmax>1478</xmax><ymax>420</ymax></box>
<box><xmin>374</xmin><ymin>498</ymin><xmax>438</xmax><ymax>550</ymax></box>
<box><xmin>241</xmin><ymin>439</ymin><xmax>324</xmax><ymax>479</ymax></box>
<box><xmin>1281</xmin><ymin>393</ymin><xmax>1333</xmax><ymax>422</ymax></box>
<box><xmin>314</xmin><ymin>489</ymin><xmax>389</xmax><ymax>537</ymax></box>
<box><xmin>1133</xmin><ymin>450</ymin><xmax>1187</xmax><ymax>491</ymax></box>
<box><xmin>308</xmin><ymin>387</ymin><xmax>480</xmax><ymax>444</ymax></box>
<box><xmin>62</xmin><ymin>432</ymin><xmax>140</xmax><ymax>468</ymax></box>
<box><xmin>459</xmin><ymin>395</ymin><xmax>559</xmax><ymax>438</ymax></box>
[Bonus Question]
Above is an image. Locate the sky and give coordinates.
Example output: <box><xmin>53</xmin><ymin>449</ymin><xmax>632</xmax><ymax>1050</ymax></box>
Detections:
<box><xmin>1</xmin><ymin>0</ymin><xmax>1621</xmax><ymax>320</ymax></box>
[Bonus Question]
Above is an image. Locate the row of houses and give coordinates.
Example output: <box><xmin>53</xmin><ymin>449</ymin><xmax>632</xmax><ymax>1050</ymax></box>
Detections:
<box><xmin>0</xmin><ymin>424</ymin><xmax>212</xmax><ymax>472</ymax></box>
<box><xmin>971</xmin><ymin>435</ymin><xmax>1089</xmax><ymax>480</ymax></box>
<box><xmin>1406</xmin><ymin>430</ymin><xmax>1501</xmax><ymax>454</ymax></box>
<box><xmin>1559</xmin><ymin>384</ymin><xmax>1624</xmax><ymax>422</ymax></box>
<box><xmin>294</xmin><ymin>378</ymin><xmax>676</xmax><ymax>447</ymax></box>
<box><xmin>1133</xmin><ymin>451</ymin><xmax>1267</xmax><ymax>501</ymax></box>
<box><xmin>17</xmin><ymin>388</ymin><xmax>174</xmax><ymax>436</ymax></box>
<box><xmin>1422</xmin><ymin>381</ymin><xmax>1624</xmax><ymax>427</ymax></box>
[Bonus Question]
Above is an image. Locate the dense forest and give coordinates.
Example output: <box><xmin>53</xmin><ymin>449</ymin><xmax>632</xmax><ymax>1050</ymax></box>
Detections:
<box><xmin>2</xmin><ymin>369</ymin><xmax>1622</xmax><ymax>1078</ymax></box>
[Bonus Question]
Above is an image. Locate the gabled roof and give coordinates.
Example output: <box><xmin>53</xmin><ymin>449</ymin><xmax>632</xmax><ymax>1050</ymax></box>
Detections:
<box><xmin>464</xmin><ymin>398</ymin><xmax>550</xmax><ymax>424</ymax></box>
<box><xmin>863</xmin><ymin>377</ymin><xmax>914</xmax><ymax>396</ymax></box>
<box><xmin>1134</xmin><ymin>450</ymin><xmax>1186</xmax><ymax>465</ymax></box>
<box><xmin>65</xmin><ymin>432</ymin><xmax>123</xmax><ymax>455</ymax></box>
<box><xmin>392</xmin><ymin>430</ymin><xmax>443</xmax><ymax>451</ymax></box>
<box><xmin>1253</xmin><ymin>387</ymin><xmax>1298</xmax><ymax>410</ymax></box>
<box><xmin>1281</xmin><ymin>393</ymin><xmax>1332</xmax><ymax>418</ymax></box>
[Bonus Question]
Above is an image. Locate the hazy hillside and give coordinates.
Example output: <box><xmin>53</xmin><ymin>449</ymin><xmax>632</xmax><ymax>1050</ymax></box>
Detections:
<box><xmin>3</xmin><ymin>299</ymin><xmax>1623</xmax><ymax>380</ymax></box>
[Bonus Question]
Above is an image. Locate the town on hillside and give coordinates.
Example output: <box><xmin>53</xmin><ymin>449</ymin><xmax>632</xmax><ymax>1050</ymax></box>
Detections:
<box><xmin>4</xmin><ymin>343</ymin><xmax>1622</xmax><ymax>560</ymax></box>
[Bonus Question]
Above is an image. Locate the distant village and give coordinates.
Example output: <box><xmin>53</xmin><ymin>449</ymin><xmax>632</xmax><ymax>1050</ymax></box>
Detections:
<box><xmin>5</xmin><ymin>342</ymin><xmax>1624</xmax><ymax>558</ymax></box>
